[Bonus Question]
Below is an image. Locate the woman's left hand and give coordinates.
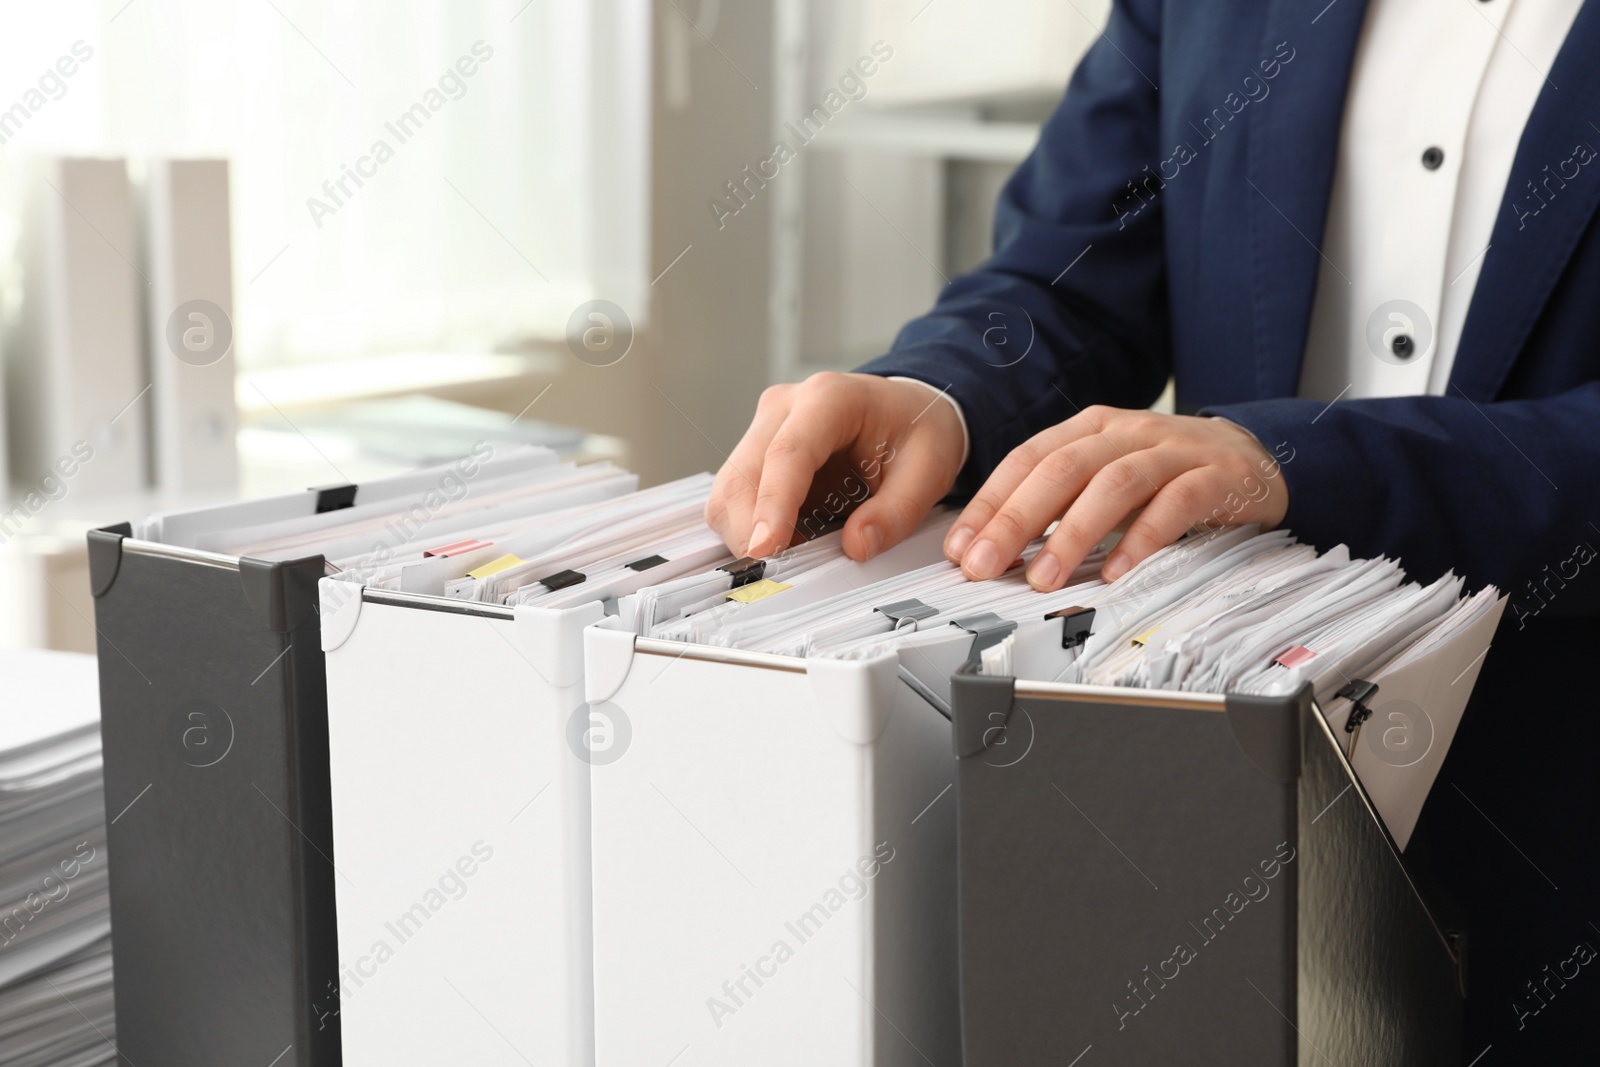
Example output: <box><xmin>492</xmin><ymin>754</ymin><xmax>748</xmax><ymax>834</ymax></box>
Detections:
<box><xmin>943</xmin><ymin>406</ymin><xmax>1290</xmax><ymax>590</ymax></box>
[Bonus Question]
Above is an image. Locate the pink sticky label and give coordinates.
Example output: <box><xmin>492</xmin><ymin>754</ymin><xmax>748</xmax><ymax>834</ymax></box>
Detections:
<box><xmin>1274</xmin><ymin>645</ymin><xmax>1317</xmax><ymax>669</ymax></box>
<box><xmin>423</xmin><ymin>539</ymin><xmax>492</xmax><ymax>558</ymax></box>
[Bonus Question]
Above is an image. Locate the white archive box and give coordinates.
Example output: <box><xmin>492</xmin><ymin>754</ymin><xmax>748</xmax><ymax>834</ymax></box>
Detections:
<box><xmin>320</xmin><ymin>586</ymin><xmax>603</xmax><ymax>1066</ymax></box>
<box><xmin>581</xmin><ymin>612</ymin><xmax>977</xmax><ymax>1066</ymax></box>
<box><xmin>318</xmin><ymin>516</ymin><xmax>955</xmax><ymax>1066</ymax></box>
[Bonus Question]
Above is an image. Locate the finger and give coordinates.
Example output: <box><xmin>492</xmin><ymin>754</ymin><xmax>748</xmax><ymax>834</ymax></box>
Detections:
<box><xmin>958</xmin><ymin>433</ymin><xmax>1125</xmax><ymax>579</ymax></box>
<box><xmin>1100</xmin><ymin>468</ymin><xmax>1222</xmax><ymax>581</ymax></box>
<box><xmin>1025</xmin><ymin>450</ymin><xmax>1177</xmax><ymax>590</ymax></box>
<box><xmin>708</xmin><ymin>403</ymin><xmax>789</xmax><ymax>555</ymax></box>
<box><xmin>841</xmin><ymin>433</ymin><xmax>958</xmax><ymax>561</ymax></box>
<box><xmin>748</xmin><ymin>379</ymin><xmax>861</xmax><ymax>556</ymax></box>
<box><xmin>945</xmin><ymin>405</ymin><xmax>1151</xmax><ymax>561</ymax></box>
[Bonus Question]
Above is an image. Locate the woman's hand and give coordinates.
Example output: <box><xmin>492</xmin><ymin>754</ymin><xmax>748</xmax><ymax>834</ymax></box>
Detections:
<box><xmin>945</xmin><ymin>406</ymin><xmax>1288</xmax><ymax>589</ymax></box>
<box><xmin>706</xmin><ymin>373</ymin><xmax>966</xmax><ymax>561</ymax></box>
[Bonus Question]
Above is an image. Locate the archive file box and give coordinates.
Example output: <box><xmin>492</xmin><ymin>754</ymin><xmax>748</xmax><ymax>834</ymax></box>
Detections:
<box><xmin>315</xmin><ymin>519</ymin><xmax>952</xmax><ymax>1067</ymax></box>
<box><xmin>84</xmin><ymin>450</ymin><xmax>569</xmax><ymax>1067</ymax></box>
<box><xmin>317</xmin><ymin>585</ymin><xmax>602</xmax><ymax>1067</ymax></box>
<box><xmin>85</xmin><ymin>525</ymin><xmax>338</xmax><ymax>1067</ymax></box>
<box><xmin>942</xmin><ymin>595</ymin><xmax>1502</xmax><ymax>1066</ymax></box>
<box><xmin>580</xmin><ymin>624</ymin><xmax>977</xmax><ymax>1067</ymax></box>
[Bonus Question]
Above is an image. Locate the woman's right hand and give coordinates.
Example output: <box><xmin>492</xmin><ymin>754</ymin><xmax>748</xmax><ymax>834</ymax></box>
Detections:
<box><xmin>705</xmin><ymin>372</ymin><xmax>967</xmax><ymax>562</ymax></box>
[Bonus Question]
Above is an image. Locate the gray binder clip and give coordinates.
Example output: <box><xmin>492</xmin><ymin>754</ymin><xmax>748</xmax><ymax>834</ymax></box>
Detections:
<box><xmin>1337</xmin><ymin>678</ymin><xmax>1379</xmax><ymax>751</ymax></box>
<box><xmin>719</xmin><ymin>557</ymin><xmax>766</xmax><ymax>588</ymax></box>
<box><xmin>952</xmin><ymin>611</ymin><xmax>1018</xmax><ymax>663</ymax></box>
<box><xmin>876</xmin><ymin>598</ymin><xmax>938</xmax><ymax>631</ymax></box>
<box><xmin>538</xmin><ymin>569</ymin><xmax>586</xmax><ymax>591</ymax></box>
<box><xmin>1045</xmin><ymin>605</ymin><xmax>1095</xmax><ymax>649</ymax></box>
<box><xmin>311</xmin><ymin>483</ymin><xmax>357</xmax><ymax>514</ymax></box>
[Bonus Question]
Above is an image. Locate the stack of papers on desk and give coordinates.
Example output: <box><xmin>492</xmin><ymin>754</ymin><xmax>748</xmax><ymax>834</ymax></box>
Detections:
<box><xmin>0</xmin><ymin>649</ymin><xmax>114</xmax><ymax>1067</ymax></box>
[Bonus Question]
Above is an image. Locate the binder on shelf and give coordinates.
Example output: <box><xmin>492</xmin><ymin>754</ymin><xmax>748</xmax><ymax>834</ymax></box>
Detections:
<box><xmin>580</xmin><ymin>624</ymin><xmax>970</xmax><ymax>1067</ymax></box>
<box><xmin>142</xmin><ymin>157</ymin><xmax>238</xmax><ymax>493</ymax></box>
<box><xmin>945</xmin><ymin>664</ymin><xmax>1468</xmax><ymax>1065</ymax></box>
<box><xmin>86</xmin><ymin>524</ymin><xmax>337</xmax><ymax>1067</ymax></box>
<box><xmin>9</xmin><ymin>156</ymin><xmax>147</xmax><ymax>497</ymax></box>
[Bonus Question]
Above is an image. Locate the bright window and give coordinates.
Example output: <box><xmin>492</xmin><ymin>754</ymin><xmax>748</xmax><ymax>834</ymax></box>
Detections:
<box><xmin>0</xmin><ymin>0</ymin><xmax>647</xmax><ymax>368</ymax></box>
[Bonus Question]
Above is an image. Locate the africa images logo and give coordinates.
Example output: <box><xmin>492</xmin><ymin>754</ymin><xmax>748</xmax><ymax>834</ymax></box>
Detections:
<box><xmin>165</xmin><ymin>299</ymin><xmax>233</xmax><ymax>366</ymax></box>
<box><xmin>566</xmin><ymin>701</ymin><xmax>632</xmax><ymax>766</ymax></box>
<box><xmin>565</xmin><ymin>300</ymin><xmax>634</xmax><ymax>368</ymax></box>
<box><xmin>1362</xmin><ymin>698</ymin><xmax>1433</xmax><ymax>769</ymax></box>
<box><xmin>1365</xmin><ymin>299</ymin><xmax>1433</xmax><ymax>367</ymax></box>
<box><xmin>172</xmin><ymin>700</ymin><xmax>234</xmax><ymax>768</ymax></box>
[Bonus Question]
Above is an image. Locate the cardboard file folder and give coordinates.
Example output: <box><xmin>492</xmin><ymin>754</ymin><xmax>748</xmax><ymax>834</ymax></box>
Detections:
<box><xmin>947</xmin><ymin>670</ymin><xmax>1465</xmax><ymax>1066</ymax></box>
<box><xmin>86</xmin><ymin>526</ymin><xmax>339</xmax><ymax>1067</ymax></box>
<box><xmin>318</xmin><ymin>583</ymin><xmax>602</xmax><ymax>1066</ymax></box>
<box><xmin>582</xmin><ymin>627</ymin><xmax>973</xmax><ymax>1067</ymax></box>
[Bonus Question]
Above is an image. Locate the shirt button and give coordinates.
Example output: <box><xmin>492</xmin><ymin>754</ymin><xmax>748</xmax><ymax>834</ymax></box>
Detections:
<box><xmin>1392</xmin><ymin>334</ymin><xmax>1415</xmax><ymax>359</ymax></box>
<box><xmin>1422</xmin><ymin>146</ymin><xmax>1445</xmax><ymax>170</ymax></box>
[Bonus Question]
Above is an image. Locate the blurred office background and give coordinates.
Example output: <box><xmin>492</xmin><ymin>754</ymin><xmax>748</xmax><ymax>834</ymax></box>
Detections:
<box><xmin>0</xmin><ymin>0</ymin><xmax>1109</xmax><ymax>653</ymax></box>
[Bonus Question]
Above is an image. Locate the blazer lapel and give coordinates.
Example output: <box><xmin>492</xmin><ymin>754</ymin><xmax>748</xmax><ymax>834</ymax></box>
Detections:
<box><xmin>1246</xmin><ymin>0</ymin><xmax>1372</xmax><ymax>398</ymax></box>
<box><xmin>1450</xmin><ymin>1</ymin><xmax>1600</xmax><ymax>402</ymax></box>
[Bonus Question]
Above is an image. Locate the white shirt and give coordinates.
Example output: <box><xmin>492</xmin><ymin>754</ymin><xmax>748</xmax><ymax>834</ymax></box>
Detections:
<box><xmin>1297</xmin><ymin>0</ymin><xmax>1585</xmax><ymax>402</ymax></box>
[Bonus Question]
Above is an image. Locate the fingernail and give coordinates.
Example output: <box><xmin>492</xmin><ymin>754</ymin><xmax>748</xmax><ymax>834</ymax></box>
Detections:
<box><xmin>946</xmin><ymin>526</ymin><xmax>975</xmax><ymax>560</ymax></box>
<box><xmin>964</xmin><ymin>540</ymin><xmax>1001</xmax><ymax>579</ymax></box>
<box><xmin>1103</xmin><ymin>552</ymin><xmax>1132</xmax><ymax>582</ymax></box>
<box><xmin>1027</xmin><ymin>553</ymin><xmax>1061</xmax><ymax>590</ymax></box>
<box><xmin>748</xmin><ymin>521</ymin><xmax>773</xmax><ymax>556</ymax></box>
<box><xmin>860</xmin><ymin>523</ymin><xmax>884</xmax><ymax>559</ymax></box>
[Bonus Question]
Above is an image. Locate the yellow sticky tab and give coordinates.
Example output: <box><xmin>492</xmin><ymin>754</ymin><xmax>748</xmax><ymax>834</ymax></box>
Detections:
<box><xmin>467</xmin><ymin>554</ymin><xmax>523</xmax><ymax>579</ymax></box>
<box><xmin>1131</xmin><ymin>627</ymin><xmax>1158</xmax><ymax>647</ymax></box>
<box><xmin>725</xmin><ymin>578</ymin><xmax>792</xmax><ymax>604</ymax></box>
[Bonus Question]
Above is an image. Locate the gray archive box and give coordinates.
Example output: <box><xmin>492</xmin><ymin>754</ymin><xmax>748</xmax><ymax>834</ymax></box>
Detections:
<box><xmin>87</xmin><ymin>523</ymin><xmax>340</xmax><ymax>1067</ymax></box>
<box><xmin>948</xmin><ymin>668</ymin><xmax>1464</xmax><ymax>1066</ymax></box>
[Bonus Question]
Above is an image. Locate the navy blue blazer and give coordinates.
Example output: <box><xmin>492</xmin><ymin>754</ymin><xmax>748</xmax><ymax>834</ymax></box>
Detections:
<box><xmin>861</xmin><ymin>0</ymin><xmax>1600</xmax><ymax>617</ymax></box>
<box><xmin>861</xmin><ymin>1</ymin><xmax>1600</xmax><ymax>1057</ymax></box>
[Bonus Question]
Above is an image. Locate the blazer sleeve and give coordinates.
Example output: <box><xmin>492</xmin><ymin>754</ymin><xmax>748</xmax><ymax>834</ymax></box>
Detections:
<box><xmin>1206</xmin><ymin>386</ymin><xmax>1600</xmax><ymax>615</ymax></box>
<box><xmin>856</xmin><ymin>0</ymin><xmax>1171</xmax><ymax>495</ymax></box>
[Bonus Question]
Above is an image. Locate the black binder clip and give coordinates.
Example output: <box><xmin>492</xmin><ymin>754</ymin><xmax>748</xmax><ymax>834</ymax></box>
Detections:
<box><xmin>1045</xmin><ymin>605</ymin><xmax>1096</xmax><ymax>650</ymax></box>
<box><xmin>311</xmin><ymin>483</ymin><xmax>357</xmax><ymax>514</ymax></box>
<box><xmin>626</xmin><ymin>554</ymin><xmax>669</xmax><ymax>572</ymax></box>
<box><xmin>876</xmin><ymin>598</ymin><xmax>938</xmax><ymax>631</ymax></box>
<box><xmin>538</xmin><ymin>569</ymin><xmax>586</xmax><ymax>591</ymax></box>
<box><xmin>1337</xmin><ymin>678</ymin><xmax>1379</xmax><ymax>749</ymax></box>
<box><xmin>719</xmin><ymin>557</ymin><xmax>766</xmax><ymax>589</ymax></box>
<box><xmin>952</xmin><ymin>611</ymin><xmax>1018</xmax><ymax>664</ymax></box>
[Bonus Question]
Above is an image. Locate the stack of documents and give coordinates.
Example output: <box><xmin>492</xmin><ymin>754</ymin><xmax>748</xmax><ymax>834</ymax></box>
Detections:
<box><xmin>141</xmin><ymin>448</ymin><xmax>749</xmax><ymax>610</ymax></box>
<box><xmin>168</xmin><ymin>441</ymin><xmax>1503</xmax><ymax>730</ymax></box>
<box><xmin>636</xmin><ymin>523</ymin><xmax>1502</xmax><ymax>706</ymax></box>
<box><xmin>140</xmin><ymin>447</ymin><xmax>1505</xmax><ymax>814</ymax></box>
<box><xmin>0</xmin><ymin>649</ymin><xmax>114</xmax><ymax>1067</ymax></box>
